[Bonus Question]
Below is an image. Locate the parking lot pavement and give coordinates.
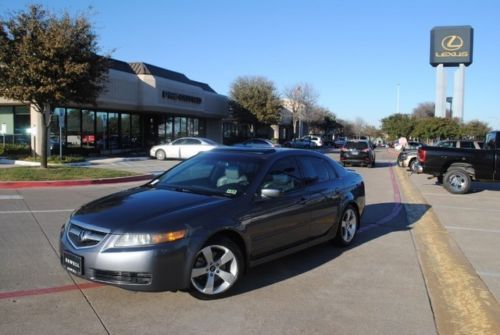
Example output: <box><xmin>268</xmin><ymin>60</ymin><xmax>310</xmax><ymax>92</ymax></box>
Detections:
<box><xmin>0</xmin><ymin>149</ymin><xmax>446</xmax><ymax>334</ymax></box>
<box><xmin>406</xmin><ymin>170</ymin><xmax>500</xmax><ymax>302</ymax></box>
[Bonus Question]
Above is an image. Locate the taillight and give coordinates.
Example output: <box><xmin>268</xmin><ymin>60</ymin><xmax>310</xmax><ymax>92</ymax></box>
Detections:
<box><xmin>418</xmin><ymin>148</ymin><xmax>426</xmax><ymax>163</ymax></box>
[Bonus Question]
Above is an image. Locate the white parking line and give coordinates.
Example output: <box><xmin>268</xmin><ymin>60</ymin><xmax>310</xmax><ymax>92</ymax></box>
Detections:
<box><xmin>0</xmin><ymin>209</ymin><xmax>74</xmax><ymax>214</ymax></box>
<box><xmin>477</xmin><ymin>271</ymin><xmax>500</xmax><ymax>278</ymax></box>
<box><xmin>445</xmin><ymin>226</ymin><xmax>500</xmax><ymax>234</ymax></box>
<box><xmin>0</xmin><ymin>195</ymin><xmax>23</xmax><ymax>200</ymax></box>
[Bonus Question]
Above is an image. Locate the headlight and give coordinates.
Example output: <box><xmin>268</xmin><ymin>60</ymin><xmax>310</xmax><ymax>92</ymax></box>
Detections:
<box><xmin>113</xmin><ymin>229</ymin><xmax>187</xmax><ymax>247</ymax></box>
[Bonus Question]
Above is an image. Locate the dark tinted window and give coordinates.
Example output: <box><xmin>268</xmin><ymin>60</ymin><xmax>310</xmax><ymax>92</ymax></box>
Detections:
<box><xmin>460</xmin><ymin>141</ymin><xmax>474</xmax><ymax>149</ymax></box>
<box><xmin>298</xmin><ymin>156</ymin><xmax>331</xmax><ymax>182</ymax></box>
<box><xmin>261</xmin><ymin>158</ymin><xmax>301</xmax><ymax>192</ymax></box>
<box><xmin>485</xmin><ymin>133</ymin><xmax>496</xmax><ymax>150</ymax></box>
<box><xmin>345</xmin><ymin>141</ymin><xmax>368</xmax><ymax>149</ymax></box>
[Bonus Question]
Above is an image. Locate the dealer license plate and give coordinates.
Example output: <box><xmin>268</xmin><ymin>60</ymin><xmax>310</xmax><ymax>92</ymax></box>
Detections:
<box><xmin>63</xmin><ymin>251</ymin><xmax>83</xmax><ymax>275</ymax></box>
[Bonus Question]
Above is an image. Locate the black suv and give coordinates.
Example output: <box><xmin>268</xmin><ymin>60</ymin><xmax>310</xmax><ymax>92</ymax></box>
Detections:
<box><xmin>340</xmin><ymin>140</ymin><xmax>376</xmax><ymax>167</ymax></box>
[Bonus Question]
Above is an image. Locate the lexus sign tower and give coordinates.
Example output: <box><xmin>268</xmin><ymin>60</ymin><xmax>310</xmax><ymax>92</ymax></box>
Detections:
<box><xmin>430</xmin><ymin>26</ymin><xmax>473</xmax><ymax>120</ymax></box>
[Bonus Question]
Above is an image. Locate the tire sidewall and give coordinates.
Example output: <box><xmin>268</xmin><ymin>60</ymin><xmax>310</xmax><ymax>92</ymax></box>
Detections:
<box><xmin>156</xmin><ymin>149</ymin><xmax>166</xmax><ymax>160</ymax></box>
<box><xmin>189</xmin><ymin>237</ymin><xmax>243</xmax><ymax>300</ymax></box>
<box><xmin>443</xmin><ymin>169</ymin><xmax>471</xmax><ymax>194</ymax></box>
<box><xmin>335</xmin><ymin>205</ymin><xmax>359</xmax><ymax>247</ymax></box>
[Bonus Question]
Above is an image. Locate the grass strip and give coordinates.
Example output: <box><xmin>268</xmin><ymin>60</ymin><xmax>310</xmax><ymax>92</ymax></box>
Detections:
<box><xmin>0</xmin><ymin>166</ymin><xmax>138</xmax><ymax>181</ymax></box>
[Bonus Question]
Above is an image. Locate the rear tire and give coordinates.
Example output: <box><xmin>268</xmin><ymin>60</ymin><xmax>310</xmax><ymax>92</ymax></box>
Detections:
<box><xmin>443</xmin><ymin>169</ymin><xmax>471</xmax><ymax>194</ymax></box>
<box><xmin>335</xmin><ymin>205</ymin><xmax>359</xmax><ymax>246</ymax></box>
<box><xmin>409</xmin><ymin>159</ymin><xmax>416</xmax><ymax>172</ymax></box>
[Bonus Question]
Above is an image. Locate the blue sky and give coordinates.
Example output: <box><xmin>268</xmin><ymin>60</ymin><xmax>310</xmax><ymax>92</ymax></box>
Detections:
<box><xmin>2</xmin><ymin>0</ymin><xmax>499</xmax><ymax>128</ymax></box>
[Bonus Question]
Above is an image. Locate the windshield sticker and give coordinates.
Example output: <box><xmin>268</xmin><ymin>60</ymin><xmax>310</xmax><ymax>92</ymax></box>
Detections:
<box><xmin>226</xmin><ymin>189</ymin><xmax>238</xmax><ymax>195</ymax></box>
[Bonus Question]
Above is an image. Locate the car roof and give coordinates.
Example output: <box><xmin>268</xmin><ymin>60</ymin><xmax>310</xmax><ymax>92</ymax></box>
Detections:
<box><xmin>210</xmin><ymin>146</ymin><xmax>325</xmax><ymax>158</ymax></box>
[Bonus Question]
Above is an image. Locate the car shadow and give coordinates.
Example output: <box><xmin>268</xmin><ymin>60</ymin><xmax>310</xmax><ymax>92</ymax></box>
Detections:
<box><xmin>229</xmin><ymin>202</ymin><xmax>430</xmax><ymax>297</ymax></box>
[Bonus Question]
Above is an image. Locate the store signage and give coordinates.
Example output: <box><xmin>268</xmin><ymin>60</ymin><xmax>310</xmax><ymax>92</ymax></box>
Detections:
<box><xmin>161</xmin><ymin>91</ymin><xmax>202</xmax><ymax>104</ymax></box>
<box><xmin>430</xmin><ymin>26</ymin><xmax>473</xmax><ymax>67</ymax></box>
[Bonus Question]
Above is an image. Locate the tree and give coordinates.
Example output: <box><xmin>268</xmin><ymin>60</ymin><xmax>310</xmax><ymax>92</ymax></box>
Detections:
<box><xmin>0</xmin><ymin>5</ymin><xmax>109</xmax><ymax>168</ymax></box>
<box><xmin>381</xmin><ymin>113</ymin><xmax>415</xmax><ymax>140</ymax></box>
<box><xmin>283</xmin><ymin>83</ymin><xmax>318</xmax><ymax>137</ymax></box>
<box><xmin>411</xmin><ymin>117</ymin><xmax>461</xmax><ymax>141</ymax></box>
<box><xmin>412</xmin><ymin>102</ymin><xmax>435</xmax><ymax>119</ymax></box>
<box><xmin>229</xmin><ymin>76</ymin><xmax>281</xmax><ymax>127</ymax></box>
<box><xmin>462</xmin><ymin>120</ymin><xmax>491</xmax><ymax>140</ymax></box>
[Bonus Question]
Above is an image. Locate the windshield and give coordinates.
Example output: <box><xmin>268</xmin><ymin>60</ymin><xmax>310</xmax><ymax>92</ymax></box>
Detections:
<box><xmin>152</xmin><ymin>153</ymin><xmax>261</xmax><ymax>197</ymax></box>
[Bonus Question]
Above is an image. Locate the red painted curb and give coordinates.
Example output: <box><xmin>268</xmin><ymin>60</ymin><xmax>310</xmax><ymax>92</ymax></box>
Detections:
<box><xmin>0</xmin><ymin>174</ymin><xmax>154</xmax><ymax>189</ymax></box>
<box><xmin>0</xmin><ymin>282</ymin><xmax>103</xmax><ymax>300</ymax></box>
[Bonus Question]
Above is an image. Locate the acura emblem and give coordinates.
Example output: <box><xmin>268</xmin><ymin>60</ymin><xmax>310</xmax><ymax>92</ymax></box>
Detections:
<box><xmin>78</xmin><ymin>229</ymin><xmax>92</xmax><ymax>242</ymax></box>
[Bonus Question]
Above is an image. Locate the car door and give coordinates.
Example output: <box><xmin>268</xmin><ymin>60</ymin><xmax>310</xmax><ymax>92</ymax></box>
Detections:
<box><xmin>167</xmin><ymin>139</ymin><xmax>185</xmax><ymax>159</ymax></box>
<box><xmin>243</xmin><ymin>158</ymin><xmax>311</xmax><ymax>258</ymax></box>
<box><xmin>297</xmin><ymin>156</ymin><xmax>342</xmax><ymax>238</ymax></box>
<box><xmin>179</xmin><ymin>138</ymin><xmax>202</xmax><ymax>159</ymax></box>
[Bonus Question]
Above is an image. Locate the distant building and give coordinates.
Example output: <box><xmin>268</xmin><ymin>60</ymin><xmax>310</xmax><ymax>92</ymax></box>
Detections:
<box><xmin>0</xmin><ymin>59</ymin><xmax>228</xmax><ymax>155</ymax></box>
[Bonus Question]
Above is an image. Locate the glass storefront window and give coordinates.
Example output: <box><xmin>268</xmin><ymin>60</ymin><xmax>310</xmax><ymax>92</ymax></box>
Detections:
<box><xmin>66</xmin><ymin>108</ymin><xmax>81</xmax><ymax>148</ymax></box>
<box><xmin>158</xmin><ymin>115</ymin><xmax>166</xmax><ymax>144</ymax></box>
<box><xmin>131</xmin><ymin>114</ymin><xmax>141</xmax><ymax>148</ymax></box>
<box><xmin>121</xmin><ymin>113</ymin><xmax>131</xmax><ymax>148</ymax></box>
<box><xmin>82</xmin><ymin>110</ymin><xmax>95</xmax><ymax>148</ymax></box>
<box><xmin>193</xmin><ymin>119</ymin><xmax>199</xmax><ymax>136</ymax></box>
<box><xmin>108</xmin><ymin>113</ymin><xmax>119</xmax><ymax>149</ymax></box>
<box><xmin>14</xmin><ymin>105</ymin><xmax>30</xmax><ymax>136</ymax></box>
<box><xmin>96</xmin><ymin>111</ymin><xmax>107</xmax><ymax>150</ymax></box>
<box><xmin>166</xmin><ymin>117</ymin><xmax>173</xmax><ymax>142</ymax></box>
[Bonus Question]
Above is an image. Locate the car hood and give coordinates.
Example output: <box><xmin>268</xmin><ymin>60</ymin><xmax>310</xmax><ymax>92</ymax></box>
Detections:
<box><xmin>71</xmin><ymin>187</ymin><xmax>230</xmax><ymax>233</ymax></box>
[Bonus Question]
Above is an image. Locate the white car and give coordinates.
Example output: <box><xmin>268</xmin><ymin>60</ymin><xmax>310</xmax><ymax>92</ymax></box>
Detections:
<box><xmin>303</xmin><ymin>135</ymin><xmax>323</xmax><ymax>147</ymax></box>
<box><xmin>150</xmin><ymin>137</ymin><xmax>219</xmax><ymax>160</ymax></box>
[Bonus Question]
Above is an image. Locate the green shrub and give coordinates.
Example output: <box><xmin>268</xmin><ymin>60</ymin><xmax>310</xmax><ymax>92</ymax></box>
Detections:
<box><xmin>0</xmin><ymin>144</ymin><xmax>31</xmax><ymax>157</ymax></box>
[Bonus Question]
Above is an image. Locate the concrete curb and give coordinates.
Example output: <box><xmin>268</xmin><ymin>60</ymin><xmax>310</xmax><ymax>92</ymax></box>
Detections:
<box><xmin>393</xmin><ymin>166</ymin><xmax>500</xmax><ymax>334</ymax></box>
<box><xmin>0</xmin><ymin>174</ymin><xmax>154</xmax><ymax>189</ymax></box>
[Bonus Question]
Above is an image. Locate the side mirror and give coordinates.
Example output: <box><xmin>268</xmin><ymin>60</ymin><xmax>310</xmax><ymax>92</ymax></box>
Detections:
<box><xmin>261</xmin><ymin>188</ymin><xmax>282</xmax><ymax>198</ymax></box>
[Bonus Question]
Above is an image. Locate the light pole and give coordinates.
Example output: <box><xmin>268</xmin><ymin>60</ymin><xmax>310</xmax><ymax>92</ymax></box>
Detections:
<box><xmin>396</xmin><ymin>83</ymin><xmax>400</xmax><ymax>114</ymax></box>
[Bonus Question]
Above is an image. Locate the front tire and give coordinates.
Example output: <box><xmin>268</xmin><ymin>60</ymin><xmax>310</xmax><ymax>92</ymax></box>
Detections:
<box><xmin>189</xmin><ymin>237</ymin><xmax>243</xmax><ymax>300</ymax></box>
<box><xmin>155</xmin><ymin>149</ymin><xmax>166</xmax><ymax>160</ymax></box>
<box><xmin>335</xmin><ymin>205</ymin><xmax>359</xmax><ymax>246</ymax></box>
<box><xmin>443</xmin><ymin>169</ymin><xmax>472</xmax><ymax>194</ymax></box>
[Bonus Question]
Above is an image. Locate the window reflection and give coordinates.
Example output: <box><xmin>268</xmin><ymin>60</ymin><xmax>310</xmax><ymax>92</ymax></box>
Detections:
<box><xmin>67</xmin><ymin>108</ymin><xmax>81</xmax><ymax>148</ymax></box>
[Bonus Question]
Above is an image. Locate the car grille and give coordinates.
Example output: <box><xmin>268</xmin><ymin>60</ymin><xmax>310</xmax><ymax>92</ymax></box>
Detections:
<box><xmin>67</xmin><ymin>223</ymin><xmax>107</xmax><ymax>248</ymax></box>
<box><xmin>92</xmin><ymin>269</ymin><xmax>152</xmax><ymax>285</ymax></box>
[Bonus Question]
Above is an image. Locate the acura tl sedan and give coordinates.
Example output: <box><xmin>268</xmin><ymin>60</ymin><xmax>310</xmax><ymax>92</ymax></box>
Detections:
<box><xmin>60</xmin><ymin>148</ymin><xmax>365</xmax><ymax>299</ymax></box>
<box><xmin>150</xmin><ymin>137</ymin><xmax>219</xmax><ymax>160</ymax></box>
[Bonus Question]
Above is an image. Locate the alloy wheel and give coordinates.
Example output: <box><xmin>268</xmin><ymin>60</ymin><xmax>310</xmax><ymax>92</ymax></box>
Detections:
<box><xmin>340</xmin><ymin>208</ymin><xmax>357</xmax><ymax>243</ymax></box>
<box><xmin>191</xmin><ymin>244</ymin><xmax>239</xmax><ymax>296</ymax></box>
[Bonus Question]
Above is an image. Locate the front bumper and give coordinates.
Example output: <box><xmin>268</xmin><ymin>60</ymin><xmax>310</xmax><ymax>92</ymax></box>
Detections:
<box><xmin>59</xmin><ymin>225</ymin><xmax>193</xmax><ymax>292</ymax></box>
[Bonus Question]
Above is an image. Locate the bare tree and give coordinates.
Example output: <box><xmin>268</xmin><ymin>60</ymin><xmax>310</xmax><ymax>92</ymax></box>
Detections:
<box><xmin>283</xmin><ymin>83</ymin><xmax>318</xmax><ymax>137</ymax></box>
<box><xmin>412</xmin><ymin>102</ymin><xmax>435</xmax><ymax>119</ymax></box>
<box><xmin>351</xmin><ymin>117</ymin><xmax>368</xmax><ymax>138</ymax></box>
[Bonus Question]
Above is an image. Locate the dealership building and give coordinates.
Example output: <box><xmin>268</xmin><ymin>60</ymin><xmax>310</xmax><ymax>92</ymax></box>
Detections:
<box><xmin>0</xmin><ymin>59</ymin><xmax>229</xmax><ymax>155</ymax></box>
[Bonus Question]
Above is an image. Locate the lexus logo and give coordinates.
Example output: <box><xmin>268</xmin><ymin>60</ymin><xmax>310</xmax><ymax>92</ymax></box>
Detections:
<box><xmin>441</xmin><ymin>35</ymin><xmax>464</xmax><ymax>51</ymax></box>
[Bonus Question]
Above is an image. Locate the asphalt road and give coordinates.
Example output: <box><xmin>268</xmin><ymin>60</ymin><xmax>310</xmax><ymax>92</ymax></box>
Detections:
<box><xmin>0</xmin><ymin>148</ymin><xmax>499</xmax><ymax>334</ymax></box>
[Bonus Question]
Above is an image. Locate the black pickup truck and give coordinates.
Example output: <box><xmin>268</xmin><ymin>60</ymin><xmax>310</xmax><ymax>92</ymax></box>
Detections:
<box><xmin>415</xmin><ymin>131</ymin><xmax>500</xmax><ymax>194</ymax></box>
